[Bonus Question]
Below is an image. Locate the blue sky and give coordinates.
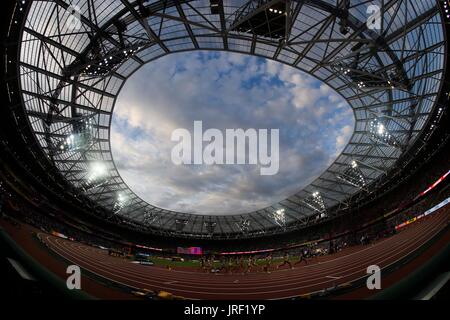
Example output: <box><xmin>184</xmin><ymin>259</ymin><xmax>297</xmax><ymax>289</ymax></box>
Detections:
<box><xmin>110</xmin><ymin>51</ymin><xmax>354</xmax><ymax>215</ymax></box>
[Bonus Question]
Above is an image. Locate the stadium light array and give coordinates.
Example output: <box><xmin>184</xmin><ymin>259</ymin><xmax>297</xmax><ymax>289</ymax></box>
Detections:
<box><xmin>82</xmin><ymin>162</ymin><xmax>109</xmax><ymax>191</ymax></box>
<box><xmin>368</xmin><ymin>117</ymin><xmax>399</xmax><ymax>147</ymax></box>
<box><xmin>230</xmin><ymin>0</ymin><xmax>287</xmax><ymax>39</ymax></box>
<box><xmin>316</xmin><ymin>212</ymin><xmax>328</xmax><ymax>220</ymax></box>
<box><xmin>113</xmin><ymin>193</ymin><xmax>129</xmax><ymax>214</ymax></box>
<box><xmin>330</xmin><ymin>54</ymin><xmax>409</xmax><ymax>90</ymax></box>
<box><xmin>65</xmin><ymin>42</ymin><xmax>147</xmax><ymax>78</ymax></box>
<box><xmin>269</xmin><ymin>208</ymin><xmax>286</xmax><ymax>227</ymax></box>
<box><xmin>301</xmin><ymin>191</ymin><xmax>326</xmax><ymax>213</ymax></box>
<box><xmin>268</xmin><ymin>8</ymin><xmax>284</xmax><ymax>15</ymax></box>
<box><xmin>56</xmin><ymin>116</ymin><xmax>95</xmax><ymax>153</ymax></box>
<box><xmin>336</xmin><ymin>160</ymin><xmax>367</xmax><ymax>189</ymax></box>
<box><xmin>210</xmin><ymin>0</ymin><xmax>220</xmax><ymax>14</ymax></box>
<box><xmin>442</xmin><ymin>1</ymin><xmax>450</xmax><ymax>20</ymax></box>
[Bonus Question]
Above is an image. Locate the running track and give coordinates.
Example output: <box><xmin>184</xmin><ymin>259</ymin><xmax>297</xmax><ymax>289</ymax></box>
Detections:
<box><xmin>40</xmin><ymin>209</ymin><xmax>449</xmax><ymax>300</ymax></box>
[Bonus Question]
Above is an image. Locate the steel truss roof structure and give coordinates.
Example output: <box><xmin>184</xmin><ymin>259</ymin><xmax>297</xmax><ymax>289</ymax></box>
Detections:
<box><xmin>13</xmin><ymin>0</ymin><xmax>448</xmax><ymax>238</ymax></box>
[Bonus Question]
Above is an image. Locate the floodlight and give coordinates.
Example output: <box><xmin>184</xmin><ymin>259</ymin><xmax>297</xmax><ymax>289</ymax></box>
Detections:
<box><xmin>82</xmin><ymin>162</ymin><xmax>109</xmax><ymax>191</ymax></box>
<box><xmin>337</xmin><ymin>161</ymin><xmax>367</xmax><ymax>189</ymax></box>
<box><xmin>270</xmin><ymin>208</ymin><xmax>286</xmax><ymax>227</ymax></box>
<box><xmin>302</xmin><ymin>191</ymin><xmax>326</xmax><ymax>213</ymax></box>
<box><xmin>55</xmin><ymin>115</ymin><xmax>96</xmax><ymax>153</ymax></box>
<box><xmin>230</xmin><ymin>0</ymin><xmax>287</xmax><ymax>39</ymax></box>
<box><xmin>113</xmin><ymin>193</ymin><xmax>129</xmax><ymax>214</ymax></box>
<box><xmin>368</xmin><ymin>117</ymin><xmax>399</xmax><ymax>147</ymax></box>
<box><xmin>65</xmin><ymin>42</ymin><xmax>147</xmax><ymax>78</ymax></box>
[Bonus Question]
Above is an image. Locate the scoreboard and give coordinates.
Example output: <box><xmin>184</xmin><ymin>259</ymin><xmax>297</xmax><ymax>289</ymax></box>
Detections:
<box><xmin>177</xmin><ymin>247</ymin><xmax>203</xmax><ymax>255</ymax></box>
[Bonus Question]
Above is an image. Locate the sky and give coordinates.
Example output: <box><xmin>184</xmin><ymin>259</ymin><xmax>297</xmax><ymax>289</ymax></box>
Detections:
<box><xmin>110</xmin><ymin>51</ymin><xmax>354</xmax><ymax>215</ymax></box>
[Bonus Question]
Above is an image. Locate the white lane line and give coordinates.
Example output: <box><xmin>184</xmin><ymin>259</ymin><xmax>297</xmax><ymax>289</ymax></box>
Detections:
<box><xmin>37</xmin><ymin>212</ymin><xmax>448</xmax><ymax>299</ymax></box>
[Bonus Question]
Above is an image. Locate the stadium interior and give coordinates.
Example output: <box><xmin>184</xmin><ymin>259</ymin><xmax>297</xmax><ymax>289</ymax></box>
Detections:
<box><xmin>1</xmin><ymin>0</ymin><xmax>450</xmax><ymax>301</ymax></box>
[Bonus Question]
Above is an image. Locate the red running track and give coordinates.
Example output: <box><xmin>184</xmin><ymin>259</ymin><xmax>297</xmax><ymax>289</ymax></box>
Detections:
<box><xmin>40</xmin><ymin>209</ymin><xmax>449</xmax><ymax>300</ymax></box>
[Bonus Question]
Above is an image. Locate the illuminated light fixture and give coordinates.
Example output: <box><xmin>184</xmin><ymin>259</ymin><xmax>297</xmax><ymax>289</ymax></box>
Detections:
<box><xmin>56</xmin><ymin>132</ymin><xmax>89</xmax><ymax>152</ymax></box>
<box><xmin>113</xmin><ymin>193</ymin><xmax>129</xmax><ymax>214</ymax></box>
<box><xmin>55</xmin><ymin>115</ymin><xmax>96</xmax><ymax>153</ymax></box>
<box><xmin>442</xmin><ymin>1</ymin><xmax>450</xmax><ymax>20</ymax></box>
<box><xmin>66</xmin><ymin>41</ymin><xmax>148</xmax><ymax>78</ymax></box>
<box><xmin>301</xmin><ymin>191</ymin><xmax>326</xmax><ymax>213</ymax></box>
<box><xmin>269</xmin><ymin>208</ymin><xmax>286</xmax><ymax>227</ymax></box>
<box><xmin>368</xmin><ymin>117</ymin><xmax>399</xmax><ymax>147</ymax></box>
<box><xmin>82</xmin><ymin>162</ymin><xmax>109</xmax><ymax>191</ymax></box>
<box><xmin>339</xmin><ymin>66</ymin><xmax>351</xmax><ymax>75</ymax></box>
<box><xmin>387</xmin><ymin>80</ymin><xmax>395</xmax><ymax>89</ymax></box>
<box><xmin>210</xmin><ymin>0</ymin><xmax>220</xmax><ymax>15</ymax></box>
<box><xmin>316</xmin><ymin>212</ymin><xmax>327</xmax><ymax>220</ymax></box>
<box><xmin>330</xmin><ymin>57</ymin><xmax>409</xmax><ymax>90</ymax></box>
<box><xmin>268</xmin><ymin>7</ymin><xmax>283</xmax><ymax>14</ymax></box>
<box><xmin>336</xmin><ymin>160</ymin><xmax>367</xmax><ymax>189</ymax></box>
<box><xmin>230</xmin><ymin>1</ymin><xmax>287</xmax><ymax>39</ymax></box>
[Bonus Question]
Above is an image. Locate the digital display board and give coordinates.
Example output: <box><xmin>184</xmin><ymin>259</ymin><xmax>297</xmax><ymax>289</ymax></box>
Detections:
<box><xmin>177</xmin><ymin>247</ymin><xmax>203</xmax><ymax>255</ymax></box>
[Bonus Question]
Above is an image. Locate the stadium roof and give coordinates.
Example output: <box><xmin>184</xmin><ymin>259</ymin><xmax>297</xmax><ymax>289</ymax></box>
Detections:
<box><xmin>11</xmin><ymin>0</ymin><xmax>448</xmax><ymax>238</ymax></box>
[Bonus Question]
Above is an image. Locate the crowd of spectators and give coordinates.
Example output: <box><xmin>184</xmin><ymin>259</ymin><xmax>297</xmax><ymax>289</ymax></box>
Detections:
<box><xmin>0</xmin><ymin>150</ymin><xmax>449</xmax><ymax>260</ymax></box>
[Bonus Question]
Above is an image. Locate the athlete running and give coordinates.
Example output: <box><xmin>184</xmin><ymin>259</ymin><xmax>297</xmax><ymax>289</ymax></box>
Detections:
<box><xmin>277</xmin><ymin>252</ymin><xmax>293</xmax><ymax>269</ymax></box>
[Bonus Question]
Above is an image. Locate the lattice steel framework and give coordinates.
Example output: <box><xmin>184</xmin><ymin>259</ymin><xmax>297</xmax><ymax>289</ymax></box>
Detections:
<box><xmin>14</xmin><ymin>0</ymin><xmax>448</xmax><ymax>238</ymax></box>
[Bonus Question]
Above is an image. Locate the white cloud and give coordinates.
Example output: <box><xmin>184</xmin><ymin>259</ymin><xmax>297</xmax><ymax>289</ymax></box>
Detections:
<box><xmin>111</xmin><ymin>52</ymin><xmax>354</xmax><ymax>215</ymax></box>
<box><xmin>335</xmin><ymin>125</ymin><xmax>354</xmax><ymax>156</ymax></box>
